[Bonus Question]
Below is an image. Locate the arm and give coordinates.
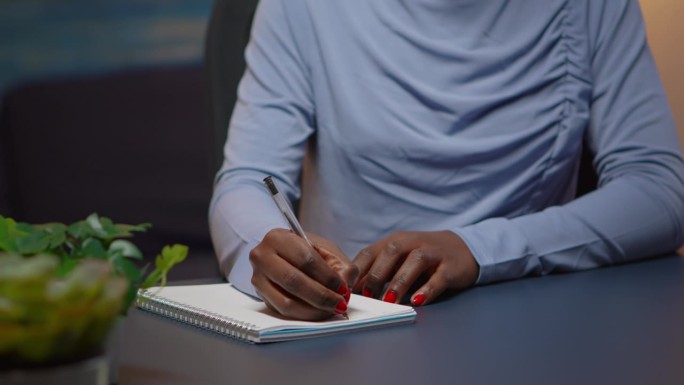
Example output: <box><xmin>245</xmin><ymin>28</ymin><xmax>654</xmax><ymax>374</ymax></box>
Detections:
<box><xmin>209</xmin><ymin>0</ymin><xmax>356</xmax><ymax>318</ymax></box>
<box><xmin>458</xmin><ymin>0</ymin><xmax>684</xmax><ymax>284</ymax></box>
<box><xmin>355</xmin><ymin>0</ymin><xmax>684</xmax><ymax>304</ymax></box>
<box><xmin>209</xmin><ymin>0</ymin><xmax>314</xmax><ymax>296</ymax></box>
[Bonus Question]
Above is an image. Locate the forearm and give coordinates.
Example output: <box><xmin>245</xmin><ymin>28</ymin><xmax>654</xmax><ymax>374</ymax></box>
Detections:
<box><xmin>454</xmin><ymin>0</ymin><xmax>681</xmax><ymax>286</ymax></box>
<box><xmin>457</xmin><ymin>168</ymin><xmax>684</xmax><ymax>284</ymax></box>
<box><xmin>210</xmin><ymin>172</ymin><xmax>288</xmax><ymax>296</ymax></box>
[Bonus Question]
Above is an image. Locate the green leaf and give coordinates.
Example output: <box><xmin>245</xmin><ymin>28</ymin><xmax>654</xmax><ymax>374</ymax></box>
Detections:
<box><xmin>107</xmin><ymin>249</ymin><xmax>124</xmax><ymax>262</ymax></box>
<box><xmin>36</xmin><ymin>223</ymin><xmax>68</xmax><ymax>249</ymax></box>
<box><xmin>56</xmin><ymin>257</ymin><xmax>79</xmax><ymax>277</ymax></box>
<box><xmin>154</xmin><ymin>244</ymin><xmax>188</xmax><ymax>275</ymax></box>
<box><xmin>85</xmin><ymin>213</ymin><xmax>108</xmax><ymax>238</ymax></box>
<box><xmin>81</xmin><ymin>213</ymin><xmax>151</xmax><ymax>241</ymax></box>
<box><xmin>112</xmin><ymin>257</ymin><xmax>142</xmax><ymax>284</ymax></box>
<box><xmin>140</xmin><ymin>244</ymin><xmax>188</xmax><ymax>288</ymax></box>
<box><xmin>14</xmin><ymin>229</ymin><xmax>51</xmax><ymax>255</ymax></box>
<box><xmin>108</xmin><ymin>240</ymin><xmax>143</xmax><ymax>260</ymax></box>
<box><xmin>68</xmin><ymin>221</ymin><xmax>93</xmax><ymax>239</ymax></box>
<box><xmin>140</xmin><ymin>270</ymin><xmax>161</xmax><ymax>289</ymax></box>
<box><xmin>100</xmin><ymin>216</ymin><xmax>129</xmax><ymax>240</ymax></box>
<box><xmin>0</xmin><ymin>216</ymin><xmax>13</xmax><ymax>250</ymax></box>
<box><xmin>106</xmin><ymin>223</ymin><xmax>151</xmax><ymax>239</ymax></box>
<box><xmin>0</xmin><ymin>216</ymin><xmax>29</xmax><ymax>251</ymax></box>
<box><xmin>80</xmin><ymin>238</ymin><xmax>108</xmax><ymax>259</ymax></box>
<box><xmin>161</xmin><ymin>244</ymin><xmax>188</xmax><ymax>266</ymax></box>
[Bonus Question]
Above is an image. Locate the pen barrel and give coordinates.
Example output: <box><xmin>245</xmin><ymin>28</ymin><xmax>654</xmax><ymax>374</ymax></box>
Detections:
<box><xmin>273</xmin><ymin>192</ymin><xmax>313</xmax><ymax>247</ymax></box>
<box><xmin>263</xmin><ymin>176</ymin><xmax>313</xmax><ymax>247</ymax></box>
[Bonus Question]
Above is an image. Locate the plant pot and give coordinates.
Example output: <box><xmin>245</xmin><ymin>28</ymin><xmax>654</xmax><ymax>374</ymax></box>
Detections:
<box><xmin>0</xmin><ymin>354</ymin><xmax>109</xmax><ymax>385</ymax></box>
<box><xmin>0</xmin><ymin>316</ymin><xmax>124</xmax><ymax>385</ymax></box>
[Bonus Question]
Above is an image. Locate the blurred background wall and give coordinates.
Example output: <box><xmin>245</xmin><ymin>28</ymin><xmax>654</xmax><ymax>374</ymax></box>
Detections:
<box><xmin>640</xmin><ymin>0</ymin><xmax>684</xmax><ymax>150</ymax></box>
<box><xmin>0</xmin><ymin>0</ymin><xmax>212</xmax><ymax>94</ymax></box>
<box><xmin>0</xmin><ymin>0</ymin><xmax>219</xmax><ymax>279</ymax></box>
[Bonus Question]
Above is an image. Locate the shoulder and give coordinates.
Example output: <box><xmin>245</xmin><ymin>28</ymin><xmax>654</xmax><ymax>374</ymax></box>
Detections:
<box><xmin>583</xmin><ymin>0</ymin><xmax>644</xmax><ymax>49</ymax></box>
<box><xmin>253</xmin><ymin>0</ymin><xmax>316</xmax><ymax>38</ymax></box>
<box><xmin>255</xmin><ymin>0</ymin><xmax>313</xmax><ymax>23</ymax></box>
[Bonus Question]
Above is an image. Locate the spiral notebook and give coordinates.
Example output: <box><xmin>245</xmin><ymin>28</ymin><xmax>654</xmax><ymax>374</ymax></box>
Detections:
<box><xmin>136</xmin><ymin>283</ymin><xmax>416</xmax><ymax>343</ymax></box>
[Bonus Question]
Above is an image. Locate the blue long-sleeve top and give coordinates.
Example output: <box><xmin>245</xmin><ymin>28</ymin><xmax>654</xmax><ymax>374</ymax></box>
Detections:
<box><xmin>210</xmin><ymin>0</ymin><xmax>684</xmax><ymax>297</ymax></box>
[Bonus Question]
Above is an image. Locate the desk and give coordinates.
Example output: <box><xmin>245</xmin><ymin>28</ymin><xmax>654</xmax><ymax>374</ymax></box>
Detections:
<box><xmin>119</xmin><ymin>256</ymin><xmax>684</xmax><ymax>385</ymax></box>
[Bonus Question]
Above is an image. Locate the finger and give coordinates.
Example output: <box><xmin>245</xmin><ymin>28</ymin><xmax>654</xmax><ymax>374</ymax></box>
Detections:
<box><xmin>363</xmin><ymin>236</ymin><xmax>411</xmax><ymax>300</ymax></box>
<box><xmin>354</xmin><ymin>274</ymin><xmax>369</xmax><ymax>297</ymax></box>
<box><xmin>269</xmin><ymin>230</ymin><xmax>346</xmax><ymax>293</ymax></box>
<box><xmin>409</xmin><ymin>265</ymin><xmax>452</xmax><ymax>306</ymax></box>
<box><xmin>252</xmin><ymin>274</ymin><xmax>336</xmax><ymax>321</ymax></box>
<box><xmin>260</xmin><ymin>249</ymin><xmax>346</xmax><ymax>314</ymax></box>
<box><xmin>339</xmin><ymin>262</ymin><xmax>360</xmax><ymax>299</ymax></box>
<box><xmin>297</xmin><ymin>232</ymin><xmax>357</xmax><ymax>296</ymax></box>
<box><xmin>315</xmin><ymin>245</ymin><xmax>359</xmax><ymax>301</ymax></box>
<box><xmin>383</xmin><ymin>248</ymin><xmax>436</xmax><ymax>304</ymax></box>
<box><xmin>351</xmin><ymin>244</ymin><xmax>381</xmax><ymax>293</ymax></box>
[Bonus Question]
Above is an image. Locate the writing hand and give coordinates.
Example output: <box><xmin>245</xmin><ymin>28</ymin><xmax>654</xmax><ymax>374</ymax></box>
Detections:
<box><xmin>352</xmin><ymin>231</ymin><xmax>478</xmax><ymax>306</ymax></box>
<box><xmin>250</xmin><ymin>229</ymin><xmax>359</xmax><ymax>320</ymax></box>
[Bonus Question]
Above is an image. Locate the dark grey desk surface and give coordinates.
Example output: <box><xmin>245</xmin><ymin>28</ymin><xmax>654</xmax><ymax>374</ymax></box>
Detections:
<box><xmin>119</xmin><ymin>256</ymin><xmax>684</xmax><ymax>385</ymax></box>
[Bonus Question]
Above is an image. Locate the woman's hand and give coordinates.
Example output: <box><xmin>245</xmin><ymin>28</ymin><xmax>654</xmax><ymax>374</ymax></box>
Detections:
<box><xmin>249</xmin><ymin>229</ymin><xmax>359</xmax><ymax>320</ymax></box>
<box><xmin>353</xmin><ymin>231</ymin><xmax>479</xmax><ymax>306</ymax></box>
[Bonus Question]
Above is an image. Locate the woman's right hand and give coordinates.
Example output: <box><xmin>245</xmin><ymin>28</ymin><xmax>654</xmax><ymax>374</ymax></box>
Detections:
<box><xmin>249</xmin><ymin>229</ymin><xmax>359</xmax><ymax>321</ymax></box>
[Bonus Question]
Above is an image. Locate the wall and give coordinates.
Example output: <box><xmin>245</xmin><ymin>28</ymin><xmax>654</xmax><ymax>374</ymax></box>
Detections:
<box><xmin>640</xmin><ymin>0</ymin><xmax>684</xmax><ymax>150</ymax></box>
<box><xmin>0</xmin><ymin>0</ymin><xmax>212</xmax><ymax>97</ymax></box>
<box><xmin>639</xmin><ymin>0</ymin><xmax>684</xmax><ymax>254</ymax></box>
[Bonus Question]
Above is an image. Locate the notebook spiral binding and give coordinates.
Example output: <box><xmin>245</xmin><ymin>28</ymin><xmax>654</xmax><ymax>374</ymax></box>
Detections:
<box><xmin>137</xmin><ymin>290</ymin><xmax>258</xmax><ymax>343</ymax></box>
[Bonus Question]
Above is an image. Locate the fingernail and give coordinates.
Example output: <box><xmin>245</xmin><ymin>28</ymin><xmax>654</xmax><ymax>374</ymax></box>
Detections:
<box><xmin>383</xmin><ymin>290</ymin><xmax>397</xmax><ymax>303</ymax></box>
<box><xmin>336</xmin><ymin>300</ymin><xmax>348</xmax><ymax>314</ymax></box>
<box><xmin>412</xmin><ymin>293</ymin><xmax>425</xmax><ymax>306</ymax></box>
<box><xmin>362</xmin><ymin>288</ymin><xmax>373</xmax><ymax>298</ymax></box>
<box><xmin>337</xmin><ymin>284</ymin><xmax>350</xmax><ymax>303</ymax></box>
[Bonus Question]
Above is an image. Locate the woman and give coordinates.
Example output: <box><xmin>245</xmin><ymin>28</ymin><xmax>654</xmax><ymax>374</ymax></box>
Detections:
<box><xmin>210</xmin><ymin>0</ymin><xmax>684</xmax><ymax>320</ymax></box>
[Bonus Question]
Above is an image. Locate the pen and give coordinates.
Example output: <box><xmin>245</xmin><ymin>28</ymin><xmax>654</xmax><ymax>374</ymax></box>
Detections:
<box><xmin>263</xmin><ymin>176</ymin><xmax>312</xmax><ymax>247</ymax></box>
<box><xmin>262</xmin><ymin>176</ymin><xmax>349</xmax><ymax>319</ymax></box>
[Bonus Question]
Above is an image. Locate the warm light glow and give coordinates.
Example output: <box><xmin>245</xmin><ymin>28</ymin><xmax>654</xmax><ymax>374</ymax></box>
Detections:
<box><xmin>639</xmin><ymin>0</ymin><xmax>684</xmax><ymax>150</ymax></box>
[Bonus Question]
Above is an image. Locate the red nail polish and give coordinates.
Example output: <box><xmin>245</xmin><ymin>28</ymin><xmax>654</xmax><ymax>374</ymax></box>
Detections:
<box><xmin>363</xmin><ymin>289</ymin><xmax>373</xmax><ymax>298</ymax></box>
<box><xmin>337</xmin><ymin>284</ymin><xmax>350</xmax><ymax>303</ymax></box>
<box><xmin>336</xmin><ymin>300</ymin><xmax>348</xmax><ymax>314</ymax></box>
<box><xmin>383</xmin><ymin>290</ymin><xmax>397</xmax><ymax>303</ymax></box>
<box><xmin>412</xmin><ymin>293</ymin><xmax>425</xmax><ymax>306</ymax></box>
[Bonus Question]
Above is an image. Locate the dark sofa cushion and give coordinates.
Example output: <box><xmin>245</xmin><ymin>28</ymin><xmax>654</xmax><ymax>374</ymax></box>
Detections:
<box><xmin>0</xmin><ymin>65</ymin><xmax>220</xmax><ymax>280</ymax></box>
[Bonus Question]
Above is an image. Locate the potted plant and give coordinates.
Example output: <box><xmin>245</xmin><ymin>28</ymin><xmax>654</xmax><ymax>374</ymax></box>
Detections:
<box><xmin>0</xmin><ymin>213</ymin><xmax>187</xmax><ymax>384</ymax></box>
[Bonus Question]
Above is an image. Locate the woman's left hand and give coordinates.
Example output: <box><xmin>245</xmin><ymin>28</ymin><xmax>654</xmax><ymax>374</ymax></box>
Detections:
<box><xmin>352</xmin><ymin>230</ymin><xmax>479</xmax><ymax>306</ymax></box>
